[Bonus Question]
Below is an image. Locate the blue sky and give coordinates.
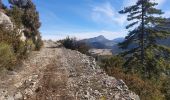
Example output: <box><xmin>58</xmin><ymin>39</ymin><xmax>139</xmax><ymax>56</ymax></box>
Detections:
<box><xmin>3</xmin><ymin>0</ymin><xmax>170</xmax><ymax>40</ymax></box>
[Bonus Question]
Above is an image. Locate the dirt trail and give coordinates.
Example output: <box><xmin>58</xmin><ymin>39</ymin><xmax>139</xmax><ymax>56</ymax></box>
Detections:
<box><xmin>0</xmin><ymin>41</ymin><xmax>74</xmax><ymax>100</ymax></box>
<box><xmin>34</xmin><ymin>48</ymin><xmax>74</xmax><ymax>100</ymax></box>
<box><xmin>0</xmin><ymin>41</ymin><xmax>140</xmax><ymax>100</ymax></box>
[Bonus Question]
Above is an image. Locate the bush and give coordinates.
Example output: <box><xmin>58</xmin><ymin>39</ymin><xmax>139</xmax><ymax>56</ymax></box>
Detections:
<box><xmin>60</xmin><ymin>37</ymin><xmax>90</xmax><ymax>54</ymax></box>
<box><xmin>101</xmin><ymin>56</ymin><xmax>165</xmax><ymax>100</ymax></box>
<box><xmin>27</xmin><ymin>39</ymin><xmax>35</xmax><ymax>50</ymax></box>
<box><xmin>110</xmin><ymin>67</ymin><xmax>164</xmax><ymax>100</ymax></box>
<box><xmin>162</xmin><ymin>77</ymin><xmax>170</xmax><ymax>100</ymax></box>
<box><xmin>60</xmin><ymin>37</ymin><xmax>76</xmax><ymax>49</ymax></box>
<box><xmin>34</xmin><ymin>35</ymin><xmax>43</xmax><ymax>51</ymax></box>
<box><xmin>7</xmin><ymin>6</ymin><xmax>23</xmax><ymax>28</ymax></box>
<box><xmin>0</xmin><ymin>42</ymin><xmax>16</xmax><ymax>70</ymax></box>
<box><xmin>75</xmin><ymin>42</ymin><xmax>90</xmax><ymax>54</ymax></box>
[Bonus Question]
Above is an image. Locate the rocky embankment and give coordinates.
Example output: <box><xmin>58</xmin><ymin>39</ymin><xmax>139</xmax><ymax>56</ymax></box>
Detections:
<box><xmin>0</xmin><ymin>41</ymin><xmax>140</xmax><ymax>100</ymax></box>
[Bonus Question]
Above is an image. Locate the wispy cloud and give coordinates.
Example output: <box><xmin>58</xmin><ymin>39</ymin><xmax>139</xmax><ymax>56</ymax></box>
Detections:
<box><xmin>91</xmin><ymin>2</ymin><xmax>127</xmax><ymax>26</ymax></box>
<box><xmin>163</xmin><ymin>11</ymin><xmax>170</xmax><ymax>18</ymax></box>
<box><xmin>153</xmin><ymin>0</ymin><xmax>166</xmax><ymax>6</ymax></box>
<box><xmin>123</xmin><ymin>0</ymin><xmax>166</xmax><ymax>7</ymax></box>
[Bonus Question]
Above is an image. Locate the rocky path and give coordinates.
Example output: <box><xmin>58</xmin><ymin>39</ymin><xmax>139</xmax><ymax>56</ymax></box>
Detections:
<box><xmin>0</xmin><ymin>41</ymin><xmax>139</xmax><ymax>100</ymax></box>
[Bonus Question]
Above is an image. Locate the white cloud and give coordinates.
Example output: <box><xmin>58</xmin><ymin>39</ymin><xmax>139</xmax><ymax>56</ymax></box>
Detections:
<box><xmin>91</xmin><ymin>2</ymin><xmax>127</xmax><ymax>26</ymax></box>
<box><xmin>123</xmin><ymin>0</ymin><xmax>137</xmax><ymax>7</ymax></box>
<box><xmin>163</xmin><ymin>11</ymin><xmax>170</xmax><ymax>18</ymax></box>
<box><xmin>123</xmin><ymin>0</ymin><xmax>166</xmax><ymax>7</ymax></box>
<box><xmin>91</xmin><ymin>0</ymin><xmax>166</xmax><ymax>26</ymax></box>
<box><xmin>152</xmin><ymin>0</ymin><xmax>166</xmax><ymax>6</ymax></box>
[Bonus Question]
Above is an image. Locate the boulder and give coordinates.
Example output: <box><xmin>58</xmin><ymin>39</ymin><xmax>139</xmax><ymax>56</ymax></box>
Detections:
<box><xmin>0</xmin><ymin>11</ymin><xmax>13</xmax><ymax>30</ymax></box>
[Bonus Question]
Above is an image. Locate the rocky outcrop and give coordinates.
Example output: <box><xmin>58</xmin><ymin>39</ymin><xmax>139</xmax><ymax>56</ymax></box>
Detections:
<box><xmin>0</xmin><ymin>41</ymin><xmax>140</xmax><ymax>100</ymax></box>
<box><xmin>0</xmin><ymin>11</ymin><xmax>27</xmax><ymax>41</ymax></box>
<box><xmin>0</xmin><ymin>11</ymin><xmax>13</xmax><ymax>30</ymax></box>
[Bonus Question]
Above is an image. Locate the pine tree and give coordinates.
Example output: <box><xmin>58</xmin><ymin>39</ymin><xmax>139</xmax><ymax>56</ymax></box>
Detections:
<box><xmin>119</xmin><ymin>0</ymin><xmax>170</xmax><ymax>77</ymax></box>
<box><xmin>9</xmin><ymin>0</ymin><xmax>32</xmax><ymax>8</ymax></box>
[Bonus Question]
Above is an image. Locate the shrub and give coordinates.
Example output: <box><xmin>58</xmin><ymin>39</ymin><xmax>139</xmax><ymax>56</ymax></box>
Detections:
<box><xmin>101</xmin><ymin>56</ymin><xmax>165</xmax><ymax>100</ymax></box>
<box><xmin>110</xmin><ymin>67</ymin><xmax>164</xmax><ymax>100</ymax></box>
<box><xmin>7</xmin><ymin>6</ymin><xmax>23</xmax><ymax>28</ymax></box>
<box><xmin>27</xmin><ymin>39</ymin><xmax>35</xmax><ymax>50</ymax></box>
<box><xmin>0</xmin><ymin>42</ymin><xmax>16</xmax><ymax>70</ymax></box>
<box><xmin>34</xmin><ymin>35</ymin><xmax>43</xmax><ymax>51</ymax></box>
<box><xmin>162</xmin><ymin>77</ymin><xmax>170</xmax><ymax>100</ymax></box>
<box><xmin>60</xmin><ymin>37</ymin><xmax>76</xmax><ymax>49</ymax></box>
<box><xmin>75</xmin><ymin>42</ymin><xmax>90</xmax><ymax>54</ymax></box>
<box><xmin>60</xmin><ymin>37</ymin><xmax>90</xmax><ymax>54</ymax></box>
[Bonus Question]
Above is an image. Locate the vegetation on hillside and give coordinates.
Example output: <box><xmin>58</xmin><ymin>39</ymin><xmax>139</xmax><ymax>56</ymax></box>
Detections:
<box><xmin>0</xmin><ymin>0</ymin><xmax>42</xmax><ymax>71</ymax></box>
<box><xmin>119</xmin><ymin>0</ymin><xmax>170</xmax><ymax>77</ymax></box>
<box><xmin>101</xmin><ymin>56</ymin><xmax>169</xmax><ymax>100</ymax></box>
<box><xmin>59</xmin><ymin>37</ymin><xmax>90</xmax><ymax>55</ymax></box>
<box><xmin>100</xmin><ymin>0</ymin><xmax>170</xmax><ymax>99</ymax></box>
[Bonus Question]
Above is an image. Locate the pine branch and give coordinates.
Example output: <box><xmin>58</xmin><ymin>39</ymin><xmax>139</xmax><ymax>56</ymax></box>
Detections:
<box><xmin>126</xmin><ymin>21</ymin><xmax>139</xmax><ymax>29</ymax></box>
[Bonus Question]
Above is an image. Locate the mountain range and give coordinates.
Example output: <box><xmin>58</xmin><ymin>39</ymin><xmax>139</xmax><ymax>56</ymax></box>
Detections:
<box><xmin>80</xmin><ymin>35</ymin><xmax>170</xmax><ymax>55</ymax></box>
<box><xmin>80</xmin><ymin>35</ymin><xmax>124</xmax><ymax>54</ymax></box>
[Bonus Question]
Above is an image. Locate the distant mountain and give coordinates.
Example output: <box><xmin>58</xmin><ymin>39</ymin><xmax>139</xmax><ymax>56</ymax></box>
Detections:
<box><xmin>80</xmin><ymin>35</ymin><xmax>118</xmax><ymax>49</ymax></box>
<box><xmin>112</xmin><ymin>37</ymin><xmax>124</xmax><ymax>43</ymax></box>
<box><xmin>82</xmin><ymin>35</ymin><xmax>110</xmax><ymax>43</ymax></box>
<box><xmin>80</xmin><ymin>34</ymin><xmax>170</xmax><ymax>55</ymax></box>
<box><xmin>80</xmin><ymin>35</ymin><xmax>125</xmax><ymax>54</ymax></box>
<box><xmin>81</xmin><ymin>19</ymin><xmax>170</xmax><ymax>54</ymax></box>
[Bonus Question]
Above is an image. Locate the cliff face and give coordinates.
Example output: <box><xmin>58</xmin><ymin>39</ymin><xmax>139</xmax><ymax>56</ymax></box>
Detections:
<box><xmin>0</xmin><ymin>41</ymin><xmax>140</xmax><ymax>100</ymax></box>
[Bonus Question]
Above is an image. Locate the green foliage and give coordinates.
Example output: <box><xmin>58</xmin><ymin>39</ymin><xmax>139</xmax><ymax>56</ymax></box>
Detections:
<box><xmin>162</xmin><ymin>77</ymin><xmax>170</xmax><ymax>100</ymax></box>
<box><xmin>75</xmin><ymin>42</ymin><xmax>90</xmax><ymax>54</ymax></box>
<box><xmin>21</xmin><ymin>4</ymin><xmax>41</xmax><ymax>38</ymax></box>
<box><xmin>119</xmin><ymin>0</ymin><xmax>170</xmax><ymax>68</ymax></box>
<box><xmin>119</xmin><ymin>0</ymin><xmax>170</xmax><ymax>82</ymax></box>
<box><xmin>101</xmin><ymin>56</ymin><xmax>124</xmax><ymax>74</ymax></box>
<box><xmin>60</xmin><ymin>37</ymin><xmax>76</xmax><ymax>50</ymax></box>
<box><xmin>0</xmin><ymin>42</ymin><xmax>16</xmax><ymax>70</ymax></box>
<box><xmin>0</xmin><ymin>25</ymin><xmax>27</xmax><ymax>71</ymax></box>
<box><xmin>7</xmin><ymin>0</ymin><xmax>42</xmax><ymax>49</ymax></box>
<box><xmin>7</xmin><ymin>6</ymin><xmax>23</xmax><ymax>28</ymax></box>
<box><xmin>101</xmin><ymin>56</ymin><xmax>166</xmax><ymax>100</ymax></box>
<box><xmin>0</xmin><ymin>0</ymin><xmax>42</xmax><ymax>72</ymax></box>
<box><xmin>34</xmin><ymin>36</ymin><xmax>43</xmax><ymax>51</ymax></box>
<box><xmin>9</xmin><ymin>0</ymin><xmax>32</xmax><ymax>9</ymax></box>
<box><xmin>60</xmin><ymin>37</ymin><xmax>90</xmax><ymax>54</ymax></box>
<box><xmin>27</xmin><ymin>39</ymin><xmax>35</xmax><ymax>50</ymax></box>
<box><xmin>111</xmin><ymin>68</ymin><xmax>164</xmax><ymax>100</ymax></box>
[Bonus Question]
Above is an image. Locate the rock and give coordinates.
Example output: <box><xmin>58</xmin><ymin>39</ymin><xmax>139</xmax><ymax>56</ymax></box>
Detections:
<box><xmin>0</xmin><ymin>11</ymin><xmax>27</xmax><ymax>41</ymax></box>
<box><xmin>7</xmin><ymin>71</ymin><xmax>17</xmax><ymax>75</ymax></box>
<box><xmin>14</xmin><ymin>82</ymin><xmax>23</xmax><ymax>88</ymax></box>
<box><xmin>129</xmin><ymin>92</ymin><xmax>140</xmax><ymax>100</ymax></box>
<box><xmin>16</xmin><ymin>27</ymin><xmax>26</xmax><ymax>41</ymax></box>
<box><xmin>7</xmin><ymin>96</ymin><xmax>15</xmax><ymax>100</ymax></box>
<box><xmin>14</xmin><ymin>92</ymin><xmax>22</xmax><ymax>100</ymax></box>
<box><xmin>0</xmin><ymin>11</ymin><xmax>13</xmax><ymax>30</ymax></box>
<box><xmin>93</xmin><ymin>90</ymin><xmax>100</xmax><ymax>96</ymax></box>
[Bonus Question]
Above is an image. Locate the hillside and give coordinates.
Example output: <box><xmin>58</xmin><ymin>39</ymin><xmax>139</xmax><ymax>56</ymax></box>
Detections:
<box><xmin>0</xmin><ymin>41</ymin><xmax>139</xmax><ymax>100</ymax></box>
<box><xmin>80</xmin><ymin>35</ymin><xmax>118</xmax><ymax>49</ymax></box>
<box><xmin>81</xmin><ymin>35</ymin><xmax>170</xmax><ymax>55</ymax></box>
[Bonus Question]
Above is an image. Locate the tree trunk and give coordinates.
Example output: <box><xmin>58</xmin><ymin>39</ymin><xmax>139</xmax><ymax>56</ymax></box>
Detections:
<box><xmin>141</xmin><ymin>0</ymin><xmax>146</xmax><ymax>75</ymax></box>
